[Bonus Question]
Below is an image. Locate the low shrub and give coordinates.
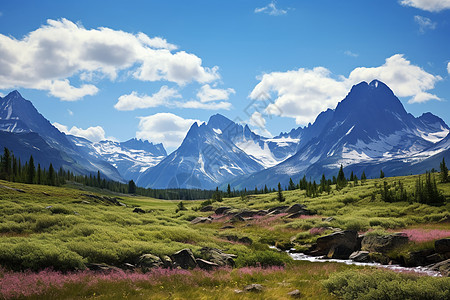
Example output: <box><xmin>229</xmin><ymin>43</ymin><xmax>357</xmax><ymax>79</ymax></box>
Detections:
<box><xmin>323</xmin><ymin>269</ymin><xmax>450</xmax><ymax>300</ymax></box>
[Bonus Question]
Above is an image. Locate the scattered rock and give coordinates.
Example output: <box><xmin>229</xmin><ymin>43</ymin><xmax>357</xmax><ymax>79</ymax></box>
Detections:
<box><xmin>404</xmin><ymin>249</ymin><xmax>435</xmax><ymax>267</ymax></box>
<box><xmin>45</xmin><ymin>205</ymin><xmax>52</xmax><ymax>209</ymax></box>
<box><xmin>244</xmin><ymin>284</ymin><xmax>264</xmax><ymax>292</ymax></box>
<box><xmin>191</xmin><ymin>217</ymin><xmax>212</xmax><ymax>224</ymax></box>
<box><xmin>287</xmin><ymin>289</ymin><xmax>302</xmax><ymax>298</ymax></box>
<box><xmin>430</xmin><ymin>259</ymin><xmax>450</xmax><ymax>276</ymax></box>
<box><xmin>435</xmin><ymin>239</ymin><xmax>450</xmax><ymax>257</ymax></box>
<box><xmin>234</xmin><ymin>289</ymin><xmax>243</xmax><ymax>294</ymax></box>
<box><xmin>361</xmin><ymin>233</ymin><xmax>408</xmax><ymax>253</ymax></box>
<box><xmin>42</xmin><ymin>192</ymin><xmax>50</xmax><ymax>196</ymax></box>
<box><xmin>349</xmin><ymin>251</ymin><xmax>370</xmax><ymax>262</ymax></box>
<box><xmin>86</xmin><ymin>263</ymin><xmax>121</xmax><ymax>272</ymax></box>
<box><xmin>200</xmin><ymin>247</ymin><xmax>236</xmax><ymax>267</ymax></box>
<box><xmin>286</xmin><ymin>204</ymin><xmax>307</xmax><ymax>214</ymax></box>
<box><xmin>322</xmin><ymin>217</ymin><xmax>335</xmax><ymax>222</ymax></box>
<box><xmin>308</xmin><ymin>230</ymin><xmax>358</xmax><ymax>259</ymax></box>
<box><xmin>161</xmin><ymin>255</ymin><xmax>173</xmax><ymax>268</ymax></box>
<box><xmin>133</xmin><ymin>208</ymin><xmax>146</xmax><ymax>214</ymax></box>
<box><xmin>238</xmin><ymin>236</ymin><xmax>253</xmax><ymax>245</ymax></box>
<box><xmin>118</xmin><ymin>202</ymin><xmax>127</xmax><ymax>207</ymax></box>
<box><xmin>426</xmin><ymin>253</ymin><xmax>444</xmax><ymax>264</ymax></box>
<box><xmin>137</xmin><ymin>254</ymin><xmax>164</xmax><ymax>271</ymax></box>
<box><xmin>200</xmin><ymin>205</ymin><xmax>214</xmax><ymax>212</ymax></box>
<box><xmin>234</xmin><ymin>210</ymin><xmax>262</xmax><ymax>218</ymax></box>
<box><xmin>220</xmin><ymin>225</ymin><xmax>235</xmax><ymax>229</ymax></box>
<box><xmin>268</xmin><ymin>206</ymin><xmax>288</xmax><ymax>214</ymax></box>
<box><xmin>196</xmin><ymin>258</ymin><xmax>219</xmax><ymax>270</ymax></box>
<box><xmin>82</xmin><ymin>193</ymin><xmax>101</xmax><ymax>200</ymax></box>
<box><xmin>122</xmin><ymin>263</ymin><xmax>136</xmax><ymax>270</ymax></box>
<box><xmin>229</xmin><ymin>215</ymin><xmax>245</xmax><ymax>223</ymax></box>
<box><xmin>172</xmin><ymin>248</ymin><xmax>197</xmax><ymax>269</ymax></box>
<box><xmin>215</xmin><ymin>207</ymin><xmax>231</xmax><ymax>215</ymax></box>
<box><xmin>368</xmin><ymin>252</ymin><xmax>390</xmax><ymax>265</ymax></box>
<box><xmin>81</xmin><ymin>200</ymin><xmax>90</xmax><ymax>204</ymax></box>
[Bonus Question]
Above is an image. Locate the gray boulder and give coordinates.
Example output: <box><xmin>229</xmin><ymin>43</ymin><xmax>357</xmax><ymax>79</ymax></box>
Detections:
<box><xmin>191</xmin><ymin>217</ymin><xmax>212</xmax><ymax>224</ymax></box>
<box><xmin>308</xmin><ymin>230</ymin><xmax>359</xmax><ymax>259</ymax></box>
<box><xmin>200</xmin><ymin>247</ymin><xmax>236</xmax><ymax>267</ymax></box>
<box><xmin>361</xmin><ymin>233</ymin><xmax>408</xmax><ymax>253</ymax></box>
<box><xmin>349</xmin><ymin>251</ymin><xmax>370</xmax><ymax>262</ymax></box>
<box><xmin>430</xmin><ymin>259</ymin><xmax>450</xmax><ymax>276</ymax></box>
<box><xmin>172</xmin><ymin>248</ymin><xmax>197</xmax><ymax>269</ymax></box>
<box><xmin>137</xmin><ymin>254</ymin><xmax>164</xmax><ymax>271</ymax></box>
<box><xmin>215</xmin><ymin>207</ymin><xmax>231</xmax><ymax>215</ymax></box>
<box><xmin>286</xmin><ymin>204</ymin><xmax>307</xmax><ymax>214</ymax></box>
<box><xmin>200</xmin><ymin>205</ymin><xmax>214</xmax><ymax>212</ymax></box>
<box><xmin>435</xmin><ymin>238</ymin><xmax>450</xmax><ymax>258</ymax></box>
<box><xmin>244</xmin><ymin>284</ymin><xmax>264</xmax><ymax>292</ymax></box>
<box><xmin>196</xmin><ymin>258</ymin><xmax>219</xmax><ymax>270</ymax></box>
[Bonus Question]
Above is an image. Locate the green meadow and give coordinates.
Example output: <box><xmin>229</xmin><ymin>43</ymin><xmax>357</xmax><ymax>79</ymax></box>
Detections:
<box><xmin>0</xmin><ymin>173</ymin><xmax>449</xmax><ymax>299</ymax></box>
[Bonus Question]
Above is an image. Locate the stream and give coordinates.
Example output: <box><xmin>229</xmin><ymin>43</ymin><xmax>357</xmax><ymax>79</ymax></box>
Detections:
<box><xmin>269</xmin><ymin>246</ymin><xmax>442</xmax><ymax>277</ymax></box>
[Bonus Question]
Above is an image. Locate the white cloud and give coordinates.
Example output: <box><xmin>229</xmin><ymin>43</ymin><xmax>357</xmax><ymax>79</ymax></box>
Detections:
<box><xmin>348</xmin><ymin>54</ymin><xmax>442</xmax><ymax>103</ymax></box>
<box><xmin>414</xmin><ymin>15</ymin><xmax>437</xmax><ymax>33</ymax></box>
<box><xmin>136</xmin><ymin>113</ymin><xmax>202</xmax><ymax>150</ymax></box>
<box><xmin>255</xmin><ymin>1</ymin><xmax>287</xmax><ymax>16</ymax></box>
<box><xmin>344</xmin><ymin>50</ymin><xmax>359</xmax><ymax>57</ymax></box>
<box><xmin>196</xmin><ymin>84</ymin><xmax>235</xmax><ymax>102</ymax></box>
<box><xmin>0</xmin><ymin>18</ymin><xmax>219</xmax><ymax>101</ymax></box>
<box><xmin>67</xmin><ymin>109</ymin><xmax>73</xmax><ymax>116</ymax></box>
<box><xmin>447</xmin><ymin>62</ymin><xmax>450</xmax><ymax>74</ymax></box>
<box><xmin>249</xmin><ymin>111</ymin><xmax>266</xmax><ymax>128</ymax></box>
<box><xmin>249</xmin><ymin>54</ymin><xmax>442</xmax><ymax>125</ymax></box>
<box><xmin>48</xmin><ymin>79</ymin><xmax>98</xmax><ymax>101</ymax></box>
<box><xmin>115</xmin><ymin>86</ymin><xmax>181</xmax><ymax>111</ymax></box>
<box><xmin>53</xmin><ymin>122</ymin><xmax>110</xmax><ymax>142</ymax></box>
<box><xmin>179</xmin><ymin>100</ymin><xmax>232</xmax><ymax>110</ymax></box>
<box><xmin>400</xmin><ymin>0</ymin><xmax>450</xmax><ymax>12</ymax></box>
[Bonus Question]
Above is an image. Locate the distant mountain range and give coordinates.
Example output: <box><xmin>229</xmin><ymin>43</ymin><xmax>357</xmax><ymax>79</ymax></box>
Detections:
<box><xmin>1</xmin><ymin>80</ymin><xmax>449</xmax><ymax>190</ymax></box>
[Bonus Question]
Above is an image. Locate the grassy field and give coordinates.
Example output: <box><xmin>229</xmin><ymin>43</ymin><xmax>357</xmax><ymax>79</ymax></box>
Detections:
<box><xmin>0</xmin><ymin>173</ymin><xmax>449</xmax><ymax>299</ymax></box>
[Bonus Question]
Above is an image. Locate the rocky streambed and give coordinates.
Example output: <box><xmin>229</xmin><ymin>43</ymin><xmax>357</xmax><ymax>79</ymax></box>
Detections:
<box><xmin>278</xmin><ymin>230</ymin><xmax>450</xmax><ymax>277</ymax></box>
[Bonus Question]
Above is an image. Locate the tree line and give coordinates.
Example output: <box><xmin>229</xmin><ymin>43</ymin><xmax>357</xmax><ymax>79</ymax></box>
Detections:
<box><xmin>0</xmin><ymin>147</ymin><xmax>216</xmax><ymax>200</ymax></box>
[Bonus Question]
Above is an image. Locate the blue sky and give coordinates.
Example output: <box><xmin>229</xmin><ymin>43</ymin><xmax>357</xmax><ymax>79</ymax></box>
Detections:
<box><xmin>0</xmin><ymin>0</ymin><xmax>449</xmax><ymax>153</ymax></box>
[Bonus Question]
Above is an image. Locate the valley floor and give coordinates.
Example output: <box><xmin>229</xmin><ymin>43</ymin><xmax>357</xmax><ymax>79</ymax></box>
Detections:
<box><xmin>0</xmin><ymin>174</ymin><xmax>449</xmax><ymax>299</ymax></box>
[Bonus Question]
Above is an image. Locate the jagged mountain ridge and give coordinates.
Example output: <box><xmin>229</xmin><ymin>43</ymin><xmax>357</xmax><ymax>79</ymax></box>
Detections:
<box><xmin>136</xmin><ymin>114</ymin><xmax>300</xmax><ymax>189</ymax></box>
<box><xmin>230</xmin><ymin>80</ymin><xmax>449</xmax><ymax>189</ymax></box>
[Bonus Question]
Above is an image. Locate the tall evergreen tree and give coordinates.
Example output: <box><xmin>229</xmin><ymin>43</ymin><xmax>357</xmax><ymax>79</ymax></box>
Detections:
<box><xmin>227</xmin><ymin>184</ymin><xmax>231</xmax><ymax>197</ymax></box>
<box><xmin>361</xmin><ymin>171</ymin><xmax>367</xmax><ymax>182</ymax></box>
<box><xmin>27</xmin><ymin>155</ymin><xmax>35</xmax><ymax>184</ymax></box>
<box><xmin>0</xmin><ymin>147</ymin><xmax>11</xmax><ymax>179</ymax></box>
<box><xmin>48</xmin><ymin>163</ymin><xmax>55</xmax><ymax>186</ymax></box>
<box><xmin>288</xmin><ymin>178</ymin><xmax>296</xmax><ymax>190</ymax></box>
<box><xmin>277</xmin><ymin>182</ymin><xmax>285</xmax><ymax>202</ymax></box>
<box><xmin>128</xmin><ymin>180</ymin><xmax>136</xmax><ymax>194</ymax></box>
<box><xmin>440</xmin><ymin>157</ymin><xmax>448</xmax><ymax>183</ymax></box>
<box><xmin>336</xmin><ymin>165</ymin><xmax>347</xmax><ymax>189</ymax></box>
<box><xmin>380</xmin><ymin>169</ymin><xmax>385</xmax><ymax>178</ymax></box>
<box><xmin>37</xmin><ymin>164</ymin><xmax>42</xmax><ymax>184</ymax></box>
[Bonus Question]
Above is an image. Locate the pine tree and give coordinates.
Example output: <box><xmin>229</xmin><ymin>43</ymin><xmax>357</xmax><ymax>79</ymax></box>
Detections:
<box><xmin>440</xmin><ymin>157</ymin><xmax>449</xmax><ymax>183</ymax></box>
<box><xmin>380</xmin><ymin>169</ymin><xmax>385</xmax><ymax>178</ymax></box>
<box><xmin>288</xmin><ymin>178</ymin><xmax>296</xmax><ymax>190</ymax></box>
<box><xmin>48</xmin><ymin>163</ymin><xmax>55</xmax><ymax>186</ymax></box>
<box><xmin>27</xmin><ymin>155</ymin><xmax>35</xmax><ymax>184</ymax></box>
<box><xmin>361</xmin><ymin>171</ymin><xmax>367</xmax><ymax>183</ymax></box>
<box><xmin>227</xmin><ymin>184</ymin><xmax>231</xmax><ymax>197</ymax></box>
<box><xmin>264</xmin><ymin>185</ymin><xmax>269</xmax><ymax>194</ymax></box>
<box><xmin>350</xmin><ymin>171</ymin><xmax>354</xmax><ymax>181</ymax></box>
<box><xmin>0</xmin><ymin>147</ymin><xmax>11</xmax><ymax>179</ymax></box>
<box><xmin>37</xmin><ymin>164</ymin><xmax>42</xmax><ymax>184</ymax></box>
<box><xmin>277</xmin><ymin>182</ymin><xmax>285</xmax><ymax>202</ymax></box>
<box><xmin>336</xmin><ymin>165</ymin><xmax>347</xmax><ymax>189</ymax></box>
<box><xmin>128</xmin><ymin>180</ymin><xmax>136</xmax><ymax>194</ymax></box>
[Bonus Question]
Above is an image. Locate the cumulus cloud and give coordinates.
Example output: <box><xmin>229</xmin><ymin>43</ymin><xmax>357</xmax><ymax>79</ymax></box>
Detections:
<box><xmin>136</xmin><ymin>113</ymin><xmax>202</xmax><ymax>150</ymax></box>
<box><xmin>0</xmin><ymin>18</ymin><xmax>219</xmax><ymax>101</ymax></box>
<box><xmin>115</xmin><ymin>84</ymin><xmax>233</xmax><ymax>111</ymax></box>
<box><xmin>447</xmin><ymin>62</ymin><xmax>450</xmax><ymax>74</ymax></box>
<box><xmin>196</xmin><ymin>84</ymin><xmax>235</xmax><ymax>102</ymax></box>
<box><xmin>53</xmin><ymin>122</ymin><xmax>110</xmax><ymax>142</ymax></box>
<box><xmin>414</xmin><ymin>15</ymin><xmax>437</xmax><ymax>33</ymax></box>
<box><xmin>255</xmin><ymin>1</ymin><xmax>287</xmax><ymax>16</ymax></box>
<box><xmin>348</xmin><ymin>54</ymin><xmax>442</xmax><ymax>103</ymax></box>
<box><xmin>249</xmin><ymin>54</ymin><xmax>442</xmax><ymax>125</ymax></box>
<box><xmin>115</xmin><ymin>86</ymin><xmax>181</xmax><ymax>111</ymax></box>
<box><xmin>400</xmin><ymin>0</ymin><xmax>450</xmax><ymax>12</ymax></box>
